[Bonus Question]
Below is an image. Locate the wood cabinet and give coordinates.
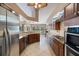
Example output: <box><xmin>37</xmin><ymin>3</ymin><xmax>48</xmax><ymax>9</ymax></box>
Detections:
<box><xmin>59</xmin><ymin>42</ymin><xmax>64</xmax><ymax>56</ymax></box>
<box><xmin>19</xmin><ymin>33</ymin><xmax>40</xmax><ymax>54</ymax></box>
<box><xmin>64</xmin><ymin>3</ymin><xmax>79</xmax><ymax>20</ymax></box>
<box><xmin>50</xmin><ymin>38</ymin><xmax>64</xmax><ymax>56</ymax></box>
<box><xmin>77</xmin><ymin>4</ymin><xmax>79</xmax><ymax>13</ymax></box>
<box><xmin>28</xmin><ymin>33</ymin><xmax>40</xmax><ymax>44</ymax></box>
<box><xmin>55</xmin><ymin>21</ymin><xmax>61</xmax><ymax>30</ymax></box>
<box><xmin>52</xmin><ymin>39</ymin><xmax>59</xmax><ymax>55</ymax></box>
<box><xmin>19</xmin><ymin>37</ymin><xmax>26</xmax><ymax>54</ymax></box>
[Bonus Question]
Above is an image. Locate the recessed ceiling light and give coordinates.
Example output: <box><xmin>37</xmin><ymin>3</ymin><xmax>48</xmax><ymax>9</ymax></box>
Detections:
<box><xmin>38</xmin><ymin>4</ymin><xmax>41</xmax><ymax>8</ymax></box>
<box><xmin>34</xmin><ymin>5</ymin><xmax>37</xmax><ymax>8</ymax></box>
<box><xmin>12</xmin><ymin>11</ymin><xmax>15</xmax><ymax>13</ymax></box>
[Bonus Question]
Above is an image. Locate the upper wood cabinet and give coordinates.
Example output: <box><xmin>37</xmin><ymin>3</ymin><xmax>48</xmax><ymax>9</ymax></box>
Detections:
<box><xmin>64</xmin><ymin>3</ymin><xmax>79</xmax><ymax>20</ymax></box>
<box><xmin>55</xmin><ymin>21</ymin><xmax>61</xmax><ymax>30</ymax></box>
<box><xmin>75</xmin><ymin>4</ymin><xmax>79</xmax><ymax>15</ymax></box>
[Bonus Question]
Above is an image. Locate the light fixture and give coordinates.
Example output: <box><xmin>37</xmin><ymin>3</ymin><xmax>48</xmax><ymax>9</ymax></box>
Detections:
<box><xmin>38</xmin><ymin>4</ymin><xmax>41</xmax><ymax>8</ymax></box>
<box><xmin>34</xmin><ymin>3</ymin><xmax>38</xmax><ymax>8</ymax></box>
<box><xmin>12</xmin><ymin>11</ymin><xmax>15</xmax><ymax>13</ymax></box>
<box><xmin>27</xmin><ymin>3</ymin><xmax>47</xmax><ymax>9</ymax></box>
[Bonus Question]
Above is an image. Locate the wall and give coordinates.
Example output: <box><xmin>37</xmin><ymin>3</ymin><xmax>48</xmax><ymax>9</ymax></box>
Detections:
<box><xmin>19</xmin><ymin>15</ymin><xmax>31</xmax><ymax>32</ymax></box>
<box><xmin>59</xmin><ymin>22</ymin><xmax>64</xmax><ymax>37</ymax></box>
<box><xmin>47</xmin><ymin>16</ymin><xmax>79</xmax><ymax>37</ymax></box>
<box><xmin>47</xmin><ymin>21</ymin><xmax>64</xmax><ymax>37</ymax></box>
<box><xmin>64</xmin><ymin>16</ymin><xmax>79</xmax><ymax>26</ymax></box>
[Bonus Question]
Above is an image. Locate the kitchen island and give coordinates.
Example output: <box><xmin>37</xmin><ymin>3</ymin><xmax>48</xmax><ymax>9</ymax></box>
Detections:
<box><xmin>19</xmin><ymin>32</ymin><xmax>40</xmax><ymax>54</ymax></box>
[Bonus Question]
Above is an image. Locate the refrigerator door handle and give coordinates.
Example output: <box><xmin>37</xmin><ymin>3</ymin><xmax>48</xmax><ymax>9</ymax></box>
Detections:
<box><xmin>3</xmin><ymin>28</ymin><xmax>9</xmax><ymax>56</ymax></box>
<box><xmin>7</xmin><ymin>29</ymin><xmax>11</xmax><ymax>56</ymax></box>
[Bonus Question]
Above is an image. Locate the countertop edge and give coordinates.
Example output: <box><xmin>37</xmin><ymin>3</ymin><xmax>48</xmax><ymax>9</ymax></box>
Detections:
<box><xmin>54</xmin><ymin>36</ymin><xmax>64</xmax><ymax>44</ymax></box>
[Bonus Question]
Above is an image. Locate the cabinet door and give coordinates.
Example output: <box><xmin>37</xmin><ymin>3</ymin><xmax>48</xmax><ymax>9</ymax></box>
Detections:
<box><xmin>19</xmin><ymin>37</ymin><xmax>25</xmax><ymax>54</ymax></box>
<box><xmin>76</xmin><ymin>3</ymin><xmax>79</xmax><ymax>15</ymax></box>
<box><xmin>52</xmin><ymin>39</ymin><xmax>59</xmax><ymax>56</ymax></box>
<box><xmin>55</xmin><ymin>21</ymin><xmax>60</xmax><ymax>30</ymax></box>
<box><xmin>59</xmin><ymin>43</ymin><xmax>64</xmax><ymax>56</ymax></box>
<box><xmin>53</xmin><ymin>43</ymin><xmax>59</xmax><ymax>56</ymax></box>
<box><xmin>28</xmin><ymin>34</ymin><xmax>35</xmax><ymax>44</ymax></box>
<box><xmin>25</xmin><ymin>36</ymin><xmax>28</xmax><ymax>46</ymax></box>
<box><xmin>19</xmin><ymin>39</ymin><xmax>23</xmax><ymax>54</ymax></box>
<box><xmin>28</xmin><ymin>34</ymin><xmax>40</xmax><ymax>44</ymax></box>
<box><xmin>64</xmin><ymin>3</ymin><xmax>75</xmax><ymax>20</ymax></box>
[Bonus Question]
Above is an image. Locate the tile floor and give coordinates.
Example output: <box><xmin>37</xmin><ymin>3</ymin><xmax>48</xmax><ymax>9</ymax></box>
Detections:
<box><xmin>21</xmin><ymin>35</ymin><xmax>55</xmax><ymax>56</ymax></box>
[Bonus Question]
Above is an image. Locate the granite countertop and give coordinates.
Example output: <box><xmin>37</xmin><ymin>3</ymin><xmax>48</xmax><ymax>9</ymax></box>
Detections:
<box><xmin>54</xmin><ymin>35</ymin><xmax>64</xmax><ymax>44</ymax></box>
<box><xmin>19</xmin><ymin>32</ymin><xmax>40</xmax><ymax>39</ymax></box>
<box><xmin>19</xmin><ymin>32</ymin><xmax>27</xmax><ymax>39</ymax></box>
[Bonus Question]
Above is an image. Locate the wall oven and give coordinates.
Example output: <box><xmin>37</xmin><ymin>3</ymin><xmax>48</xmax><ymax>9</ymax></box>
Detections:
<box><xmin>65</xmin><ymin>26</ymin><xmax>79</xmax><ymax>56</ymax></box>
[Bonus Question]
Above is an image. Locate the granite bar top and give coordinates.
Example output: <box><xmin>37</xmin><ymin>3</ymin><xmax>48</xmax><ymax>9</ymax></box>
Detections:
<box><xmin>54</xmin><ymin>35</ymin><xmax>64</xmax><ymax>44</ymax></box>
<box><xmin>19</xmin><ymin>32</ymin><xmax>40</xmax><ymax>39</ymax></box>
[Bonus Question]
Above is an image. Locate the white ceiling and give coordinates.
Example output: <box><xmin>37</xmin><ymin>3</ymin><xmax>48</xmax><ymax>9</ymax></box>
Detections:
<box><xmin>16</xmin><ymin>3</ymin><xmax>35</xmax><ymax>17</ymax></box>
<box><xmin>39</xmin><ymin>3</ymin><xmax>68</xmax><ymax>24</ymax></box>
<box><xmin>17</xmin><ymin>3</ymin><xmax>68</xmax><ymax>24</ymax></box>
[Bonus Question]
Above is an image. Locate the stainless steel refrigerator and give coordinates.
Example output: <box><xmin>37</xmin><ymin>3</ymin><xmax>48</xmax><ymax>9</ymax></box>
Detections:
<box><xmin>0</xmin><ymin>5</ymin><xmax>19</xmax><ymax>56</ymax></box>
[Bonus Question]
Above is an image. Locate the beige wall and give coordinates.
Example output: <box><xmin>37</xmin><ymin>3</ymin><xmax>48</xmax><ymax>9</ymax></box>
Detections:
<box><xmin>59</xmin><ymin>22</ymin><xmax>64</xmax><ymax>37</ymax></box>
<box><xmin>47</xmin><ymin>21</ymin><xmax>64</xmax><ymax>37</ymax></box>
<box><xmin>48</xmin><ymin>16</ymin><xmax>79</xmax><ymax>37</ymax></box>
<box><xmin>64</xmin><ymin>17</ymin><xmax>79</xmax><ymax>26</ymax></box>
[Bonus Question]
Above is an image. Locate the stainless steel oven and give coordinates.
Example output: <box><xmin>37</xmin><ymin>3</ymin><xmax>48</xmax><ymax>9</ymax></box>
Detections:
<box><xmin>65</xmin><ymin>26</ymin><xmax>79</xmax><ymax>56</ymax></box>
<box><xmin>66</xmin><ymin>44</ymin><xmax>79</xmax><ymax>56</ymax></box>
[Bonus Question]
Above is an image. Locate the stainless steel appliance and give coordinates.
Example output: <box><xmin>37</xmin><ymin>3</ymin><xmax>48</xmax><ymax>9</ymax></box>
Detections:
<box><xmin>0</xmin><ymin>4</ymin><xmax>19</xmax><ymax>56</ymax></box>
<box><xmin>65</xmin><ymin>26</ymin><xmax>79</xmax><ymax>56</ymax></box>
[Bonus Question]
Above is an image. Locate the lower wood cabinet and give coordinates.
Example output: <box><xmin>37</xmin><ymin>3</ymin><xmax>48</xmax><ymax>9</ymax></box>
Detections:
<box><xmin>50</xmin><ymin>38</ymin><xmax>64</xmax><ymax>56</ymax></box>
<box><xmin>28</xmin><ymin>34</ymin><xmax>40</xmax><ymax>44</ymax></box>
<box><xmin>52</xmin><ymin>41</ymin><xmax>59</xmax><ymax>55</ymax></box>
<box><xmin>19</xmin><ymin>33</ymin><xmax>40</xmax><ymax>54</ymax></box>
<box><xmin>19</xmin><ymin>37</ymin><xmax>26</xmax><ymax>54</ymax></box>
<box><xmin>59</xmin><ymin>41</ymin><xmax>64</xmax><ymax>56</ymax></box>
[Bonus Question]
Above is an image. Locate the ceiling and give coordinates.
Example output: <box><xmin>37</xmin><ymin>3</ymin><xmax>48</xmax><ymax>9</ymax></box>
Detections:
<box><xmin>39</xmin><ymin>3</ymin><xmax>68</xmax><ymax>24</ymax></box>
<box><xmin>18</xmin><ymin>3</ymin><xmax>68</xmax><ymax>24</ymax></box>
<box><xmin>6</xmin><ymin>3</ymin><xmax>68</xmax><ymax>24</ymax></box>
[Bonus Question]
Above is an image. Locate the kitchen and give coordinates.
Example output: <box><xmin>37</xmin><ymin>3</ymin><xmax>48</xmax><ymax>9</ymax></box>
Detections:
<box><xmin>0</xmin><ymin>3</ymin><xmax>79</xmax><ymax>56</ymax></box>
